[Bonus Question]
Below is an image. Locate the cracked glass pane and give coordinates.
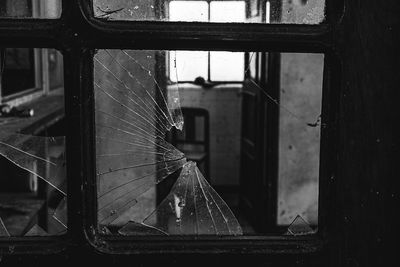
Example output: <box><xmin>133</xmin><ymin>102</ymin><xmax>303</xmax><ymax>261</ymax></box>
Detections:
<box><xmin>0</xmin><ymin>0</ymin><xmax>61</xmax><ymax>18</ymax></box>
<box><xmin>92</xmin><ymin>0</ymin><xmax>325</xmax><ymax>24</ymax></box>
<box><xmin>142</xmin><ymin>162</ymin><xmax>242</xmax><ymax>235</ymax></box>
<box><xmin>0</xmin><ymin>217</ymin><xmax>10</xmax><ymax>236</ymax></box>
<box><xmin>94</xmin><ymin>49</ymin><xmax>323</xmax><ymax>236</ymax></box>
<box><xmin>0</xmin><ymin>48</ymin><xmax>66</xmax><ymax>237</ymax></box>
<box><xmin>95</xmin><ymin>49</ymin><xmax>242</xmax><ymax>235</ymax></box>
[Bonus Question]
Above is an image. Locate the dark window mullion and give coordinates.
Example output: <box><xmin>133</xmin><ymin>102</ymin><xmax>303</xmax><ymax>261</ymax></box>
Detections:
<box><xmin>207</xmin><ymin>1</ymin><xmax>211</xmax><ymax>81</ymax></box>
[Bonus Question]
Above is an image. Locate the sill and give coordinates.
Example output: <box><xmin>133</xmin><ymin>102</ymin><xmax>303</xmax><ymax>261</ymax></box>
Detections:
<box><xmin>167</xmin><ymin>83</ymin><xmax>243</xmax><ymax>90</ymax></box>
<box><xmin>86</xmin><ymin>230</ymin><xmax>324</xmax><ymax>255</ymax></box>
<box><xmin>0</xmin><ymin>89</ymin><xmax>64</xmax><ymax>135</ymax></box>
<box><xmin>1</xmin><ymin>87</ymin><xmax>43</xmax><ymax>105</ymax></box>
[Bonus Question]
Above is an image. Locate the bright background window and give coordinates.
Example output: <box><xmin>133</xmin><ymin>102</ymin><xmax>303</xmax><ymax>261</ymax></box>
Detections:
<box><xmin>169</xmin><ymin>1</ymin><xmax>245</xmax><ymax>83</ymax></box>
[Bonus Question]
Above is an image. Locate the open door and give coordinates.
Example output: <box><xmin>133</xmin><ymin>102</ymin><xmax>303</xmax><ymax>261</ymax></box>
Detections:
<box><xmin>240</xmin><ymin>52</ymin><xmax>281</xmax><ymax>233</ymax></box>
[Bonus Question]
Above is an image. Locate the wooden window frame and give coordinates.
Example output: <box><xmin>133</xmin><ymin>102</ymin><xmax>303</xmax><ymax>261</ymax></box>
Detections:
<box><xmin>0</xmin><ymin>0</ymin><xmax>346</xmax><ymax>265</ymax></box>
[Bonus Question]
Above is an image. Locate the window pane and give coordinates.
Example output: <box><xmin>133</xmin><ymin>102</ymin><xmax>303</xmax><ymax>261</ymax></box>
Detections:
<box><xmin>0</xmin><ymin>0</ymin><xmax>61</xmax><ymax>19</ymax></box>
<box><xmin>169</xmin><ymin>51</ymin><xmax>208</xmax><ymax>82</ymax></box>
<box><xmin>94</xmin><ymin>49</ymin><xmax>323</xmax><ymax>237</ymax></box>
<box><xmin>169</xmin><ymin>1</ymin><xmax>208</xmax><ymax>22</ymax></box>
<box><xmin>0</xmin><ymin>49</ymin><xmax>66</xmax><ymax>237</ymax></box>
<box><xmin>92</xmin><ymin>0</ymin><xmax>326</xmax><ymax>24</ymax></box>
<box><xmin>277</xmin><ymin>53</ymin><xmax>324</xmax><ymax>226</ymax></box>
<box><xmin>210</xmin><ymin>51</ymin><xmax>244</xmax><ymax>81</ymax></box>
<box><xmin>1</xmin><ymin>48</ymin><xmax>36</xmax><ymax>97</ymax></box>
<box><xmin>210</xmin><ymin>1</ymin><xmax>245</xmax><ymax>23</ymax></box>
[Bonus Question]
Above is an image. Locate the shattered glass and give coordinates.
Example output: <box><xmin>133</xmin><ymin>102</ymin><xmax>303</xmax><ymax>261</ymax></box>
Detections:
<box><xmin>24</xmin><ymin>224</ymin><xmax>49</xmax><ymax>236</ymax></box>
<box><xmin>95</xmin><ymin>49</ymin><xmax>243</xmax><ymax>235</ymax></box>
<box><xmin>92</xmin><ymin>0</ymin><xmax>325</xmax><ymax>24</ymax></box>
<box><xmin>94</xmin><ymin>49</ymin><xmax>324</xmax><ymax>236</ymax></box>
<box><xmin>0</xmin><ymin>47</ymin><xmax>66</xmax><ymax>237</ymax></box>
<box><xmin>1</xmin><ymin>47</ymin><xmax>322</xmax><ymax>237</ymax></box>
<box><xmin>142</xmin><ymin>162</ymin><xmax>242</xmax><ymax>235</ymax></box>
<box><xmin>0</xmin><ymin>132</ymin><xmax>66</xmax><ymax>196</ymax></box>
<box><xmin>0</xmin><ymin>132</ymin><xmax>67</xmax><ymax>236</ymax></box>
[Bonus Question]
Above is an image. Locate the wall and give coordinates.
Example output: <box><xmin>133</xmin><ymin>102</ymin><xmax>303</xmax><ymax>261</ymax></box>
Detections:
<box><xmin>176</xmin><ymin>84</ymin><xmax>242</xmax><ymax>186</ymax></box>
<box><xmin>95</xmin><ymin>50</ymin><xmax>158</xmax><ymax>226</ymax></box>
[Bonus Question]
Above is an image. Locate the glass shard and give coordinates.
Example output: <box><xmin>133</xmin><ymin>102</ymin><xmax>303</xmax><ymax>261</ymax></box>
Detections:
<box><xmin>24</xmin><ymin>224</ymin><xmax>49</xmax><ymax>236</ymax></box>
<box><xmin>0</xmin><ymin>131</ymin><xmax>66</xmax><ymax>196</ymax></box>
<box><xmin>95</xmin><ymin>49</ymin><xmax>243</xmax><ymax>236</ymax></box>
<box><xmin>1</xmin><ymin>46</ymin><xmax>66</xmax><ymax>237</ymax></box>
<box><xmin>142</xmin><ymin>161</ymin><xmax>243</xmax><ymax>235</ymax></box>
<box><xmin>0</xmin><ymin>217</ymin><xmax>10</xmax><ymax>236</ymax></box>
<box><xmin>94</xmin><ymin>49</ymin><xmax>323</xmax><ymax>236</ymax></box>
<box><xmin>285</xmin><ymin>215</ymin><xmax>315</xmax><ymax>236</ymax></box>
<box><xmin>52</xmin><ymin>197</ymin><xmax>67</xmax><ymax>228</ymax></box>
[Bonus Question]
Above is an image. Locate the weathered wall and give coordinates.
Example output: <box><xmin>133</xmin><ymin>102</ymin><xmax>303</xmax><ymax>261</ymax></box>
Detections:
<box><xmin>278</xmin><ymin>53</ymin><xmax>324</xmax><ymax>225</ymax></box>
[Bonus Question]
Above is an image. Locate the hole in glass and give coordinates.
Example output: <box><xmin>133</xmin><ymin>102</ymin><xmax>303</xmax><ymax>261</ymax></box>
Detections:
<box><xmin>94</xmin><ymin>49</ymin><xmax>323</xmax><ymax>236</ymax></box>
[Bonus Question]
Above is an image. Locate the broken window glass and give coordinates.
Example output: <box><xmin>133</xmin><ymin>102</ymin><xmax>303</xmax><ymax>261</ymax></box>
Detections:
<box><xmin>0</xmin><ymin>133</ymin><xmax>67</xmax><ymax>236</ymax></box>
<box><xmin>92</xmin><ymin>0</ymin><xmax>325</xmax><ymax>24</ymax></box>
<box><xmin>0</xmin><ymin>0</ymin><xmax>61</xmax><ymax>19</ymax></box>
<box><xmin>94</xmin><ymin>49</ymin><xmax>323</xmax><ymax>236</ymax></box>
<box><xmin>95</xmin><ymin>49</ymin><xmax>242</xmax><ymax>235</ymax></box>
<box><xmin>0</xmin><ymin>48</ymin><xmax>66</xmax><ymax>237</ymax></box>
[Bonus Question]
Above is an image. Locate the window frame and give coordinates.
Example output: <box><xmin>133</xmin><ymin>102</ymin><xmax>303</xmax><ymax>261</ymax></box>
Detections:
<box><xmin>0</xmin><ymin>0</ymin><xmax>345</xmax><ymax>263</ymax></box>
